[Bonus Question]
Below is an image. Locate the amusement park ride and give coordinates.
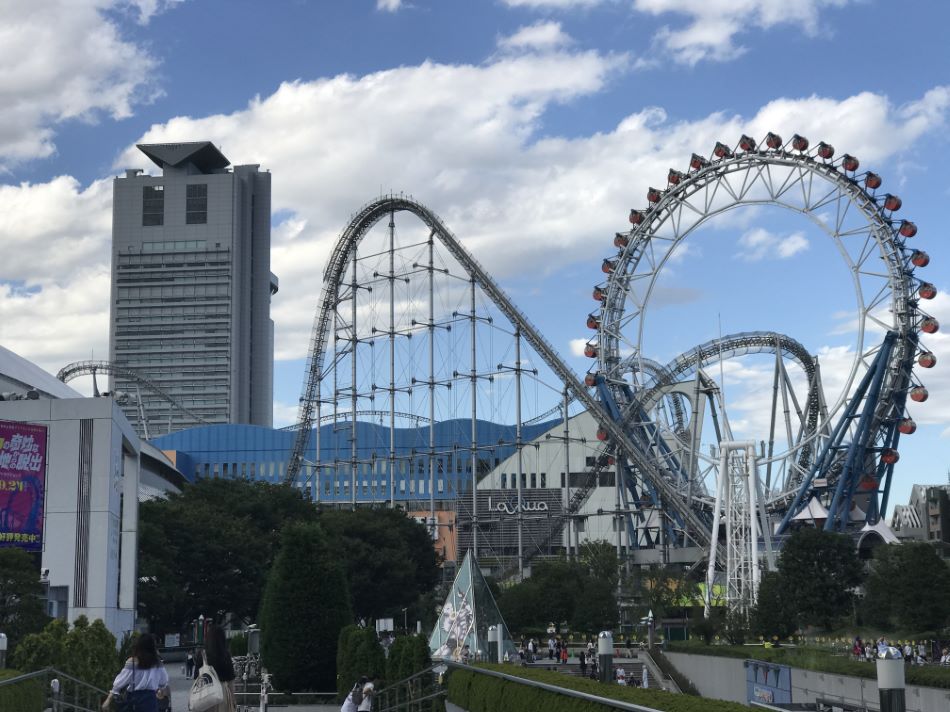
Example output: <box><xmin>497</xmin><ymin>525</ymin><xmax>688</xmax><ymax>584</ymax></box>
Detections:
<box><xmin>284</xmin><ymin>132</ymin><xmax>936</xmax><ymax>617</ymax></box>
<box><xmin>55</xmin><ymin>132</ymin><xmax>933</xmax><ymax>621</ymax></box>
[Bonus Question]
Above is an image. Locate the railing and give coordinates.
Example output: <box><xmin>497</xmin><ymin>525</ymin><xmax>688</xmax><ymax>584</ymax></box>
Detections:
<box><xmin>375</xmin><ymin>665</ymin><xmax>447</xmax><ymax>712</ymax></box>
<box><xmin>0</xmin><ymin>667</ymin><xmax>108</xmax><ymax>712</ymax></box>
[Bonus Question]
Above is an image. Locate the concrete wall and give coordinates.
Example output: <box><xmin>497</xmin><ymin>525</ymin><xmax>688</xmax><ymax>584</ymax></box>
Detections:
<box><xmin>666</xmin><ymin>650</ymin><xmax>950</xmax><ymax>711</ymax></box>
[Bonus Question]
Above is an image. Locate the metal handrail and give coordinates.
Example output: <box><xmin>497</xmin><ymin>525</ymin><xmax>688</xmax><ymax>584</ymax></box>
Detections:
<box><xmin>445</xmin><ymin>661</ymin><xmax>671</xmax><ymax>712</ymax></box>
<box><xmin>0</xmin><ymin>667</ymin><xmax>109</xmax><ymax>712</ymax></box>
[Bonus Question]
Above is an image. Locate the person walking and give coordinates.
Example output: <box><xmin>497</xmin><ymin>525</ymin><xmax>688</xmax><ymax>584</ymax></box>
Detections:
<box><xmin>186</xmin><ymin>651</ymin><xmax>195</xmax><ymax>678</ymax></box>
<box><xmin>102</xmin><ymin>633</ymin><xmax>170</xmax><ymax>712</ymax></box>
<box><xmin>548</xmin><ymin>637</ymin><xmax>555</xmax><ymax>660</ymax></box>
<box><xmin>195</xmin><ymin>625</ymin><xmax>237</xmax><ymax>711</ymax></box>
<box><xmin>560</xmin><ymin>644</ymin><xmax>568</xmax><ymax>665</ymax></box>
<box><xmin>341</xmin><ymin>676</ymin><xmax>368</xmax><ymax>712</ymax></box>
<box><xmin>357</xmin><ymin>679</ymin><xmax>374</xmax><ymax>712</ymax></box>
<box><xmin>578</xmin><ymin>649</ymin><xmax>587</xmax><ymax>677</ymax></box>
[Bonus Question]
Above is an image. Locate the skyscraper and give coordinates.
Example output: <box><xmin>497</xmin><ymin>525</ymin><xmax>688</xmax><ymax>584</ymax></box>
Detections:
<box><xmin>110</xmin><ymin>141</ymin><xmax>276</xmax><ymax>436</ymax></box>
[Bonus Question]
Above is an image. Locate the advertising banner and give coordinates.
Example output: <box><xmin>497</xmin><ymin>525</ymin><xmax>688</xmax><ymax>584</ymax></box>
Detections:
<box><xmin>0</xmin><ymin>420</ymin><xmax>48</xmax><ymax>551</ymax></box>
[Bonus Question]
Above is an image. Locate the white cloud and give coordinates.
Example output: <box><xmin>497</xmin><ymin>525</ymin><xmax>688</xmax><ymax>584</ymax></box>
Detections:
<box><xmin>499</xmin><ymin>21</ymin><xmax>573</xmax><ymax>52</ymax></box>
<box><xmin>3</xmin><ymin>34</ymin><xmax>949</xmax><ymax>396</ymax></box>
<box><xmin>0</xmin><ymin>1</ymin><xmax>166</xmax><ymax>168</ymax></box>
<box><xmin>503</xmin><ymin>0</ymin><xmax>605</xmax><ymax>7</ymax></box>
<box><xmin>570</xmin><ymin>338</ymin><xmax>591</xmax><ymax>357</ymax></box>
<box><xmin>736</xmin><ymin>228</ymin><xmax>809</xmax><ymax>261</ymax></box>
<box><xmin>376</xmin><ymin>0</ymin><xmax>403</xmax><ymax>11</ymax></box>
<box><xmin>633</xmin><ymin>0</ymin><xmax>855</xmax><ymax>65</ymax></box>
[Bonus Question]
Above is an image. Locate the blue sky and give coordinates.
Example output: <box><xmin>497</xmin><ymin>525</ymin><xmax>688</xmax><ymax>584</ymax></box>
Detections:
<box><xmin>0</xmin><ymin>0</ymin><xmax>948</xmax><ymax>509</ymax></box>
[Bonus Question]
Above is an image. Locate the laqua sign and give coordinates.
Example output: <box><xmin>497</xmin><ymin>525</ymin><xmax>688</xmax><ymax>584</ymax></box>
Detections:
<box><xmin>486</xmin><ymin>496</ymin><xmax>549</xmax><ymax>516</ymax></box>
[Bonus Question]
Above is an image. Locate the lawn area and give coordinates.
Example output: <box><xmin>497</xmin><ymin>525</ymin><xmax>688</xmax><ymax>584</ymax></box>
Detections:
<box><xmin>666</xmin><ymin>641</ymin><xmax>950</xmax><ymax>690</ymax></box>
<box><xmin>447</xmin><ymin>662</ymin><xmax>751</xmax><ymax>712</ymax></box>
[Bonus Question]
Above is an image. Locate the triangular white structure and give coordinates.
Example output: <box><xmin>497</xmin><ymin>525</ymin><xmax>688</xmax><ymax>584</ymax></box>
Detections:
<box><xmin>429</xmin><ymin>552</ymin><xmax>516</xmax><ymax>661</ymax></box>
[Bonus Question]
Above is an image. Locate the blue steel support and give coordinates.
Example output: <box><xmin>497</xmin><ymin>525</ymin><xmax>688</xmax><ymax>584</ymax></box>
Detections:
<box><xmin>776</xmin><ymin>333</ymin><xmax>897</xmax><ymax>535</ymax></box>
<box><xmin>825</xmin><ymin>333</ymin><xmax>896</xmax><ymax>531</ymax></box>
<box><xmin>874</xmin><ymin>333</ymin><xmax>916</xmax><ymax>521</ymax></box>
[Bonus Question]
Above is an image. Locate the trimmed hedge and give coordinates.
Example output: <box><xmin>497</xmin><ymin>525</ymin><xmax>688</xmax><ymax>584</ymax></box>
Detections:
<box><xmin>666</xmin><ymin>642</ymin><xmax>950</xmax><ymax>690</ymax></box>
<box><xmin>447</xmin><ymin>664</ymin><xmax>750</xmax><ymax>712</ymax></box>
<box><xmin>0</xmin><ymin>669</ymin><xmax>45</xmax><ymax>712</ymax></box>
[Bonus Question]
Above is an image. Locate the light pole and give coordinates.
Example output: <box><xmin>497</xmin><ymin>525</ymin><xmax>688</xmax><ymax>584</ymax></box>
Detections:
<box><xmin>0</xmin><ymin>632</ymin><xmax>7</xmax><ymax>669</ymax></box>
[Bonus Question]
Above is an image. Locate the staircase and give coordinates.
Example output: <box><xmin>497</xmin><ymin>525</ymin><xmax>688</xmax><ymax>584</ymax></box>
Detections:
<box><xmin>0</xmin><ymin>667</ymin><xmax>109</xmax><ymax>712</ymax></box>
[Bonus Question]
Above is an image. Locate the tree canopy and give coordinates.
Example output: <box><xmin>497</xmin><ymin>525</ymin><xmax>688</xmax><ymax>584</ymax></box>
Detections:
<box><xmin>862</xmin><ymin>541</ymin><xmax>950</xmax><ymax>632</ymax></box>
<box><xmin>138</xmin><ymin>479</ymin><xmax>319</xmax><ymax>633</ymax></box>
<box><xmin>496</xmin><ymin>543</ymin><xmax>621</xmax><ymax>633</ymax></box>
<box><xmin>0</xmin><ymin>548</ymin><xmax>48</xmax><ymax>656</ymax></box>
<box><xmin>259</xmin><ymin>521</ymin><xmax>352</xmax><ymax>692</ymax></box>
<box><xmin>137</xmin><ymin>480</ymin><xmax>441</xmax><ymax>635</ymax></box>
<box><xmin>319</xmin><ymin>507</ymin><xmax>439</xmax><ymax>620</ymax></box>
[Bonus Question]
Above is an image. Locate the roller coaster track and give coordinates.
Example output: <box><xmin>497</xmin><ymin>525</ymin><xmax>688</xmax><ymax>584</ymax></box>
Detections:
<box><xmin>290</xmin><ymin>196</ymin><xmax>716</xmax><ymax>551</ymax></box>
<box><xmin>278</xmin><ymin>410</ymin><xmax>432</xmax><ymax>431</ymax></box>
<box><xmin>56</xmin><ymin>360</ymin><xmax>209</xmax><ymax>428</ymax></box>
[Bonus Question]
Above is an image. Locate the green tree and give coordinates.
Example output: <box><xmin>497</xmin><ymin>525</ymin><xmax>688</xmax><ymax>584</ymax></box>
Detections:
<box><xmin>13</xmin><ymin>618</ymin><xmax>69</xmax><ymax>671</ymax></box>
<box><xmin>0</xmin><ymin>548</ymin><xmax>49</xmax><ymax>657</ymax></box>
<box><xmin>776</xmin><ymin>528</ymin><xmax>863</xmax><ymax>630</ymax></box>
<box><xmin>62</xmin><ymin>616</ymin><xmax>119</xmax><ymax>691</ymax></box>
<box><xmin>579</xmin><ymin>540</ymin><xmax>620</xmax><ymax>588</ymax></box>
<box><xmin>319</xmin><ymin>508</ymin><xmax>439</xmax><ymax>621</ymax></box>
<box><xmin>640</xmin><ymin>566</ymin><xmax>689</xmax><ymax>623</ymax></box>
<box><xmin>259</xmin><ymin>521</ymin><xmax>352</xmax><ymax>691</ymax></box>
<box><xmin>13</xmin><ymin>616</ymin><xmax>118</xmax><ymax>689</ymax></box>
<box><xmin>750</xmin><ymin>571</ymin><xmax>797</xmax><ymax>640</ymax></box>
<box><xmin>137</xmin><ymin>478</ymin><xmax>319</xmax><ymax>633</ymax></box>
<box><xmin>336</xmin><ymin>625</ymin><xmax>385</xmax><ymax>699</ymax></box>
<box><xmin>863</xmin><ymin>542</ymin><xmax>950</xmax><ymax>632</ymax></box>
<box><xmin>572</xmin><ymin>578</ymin><xmax>618</xmax><ymax>633</ymax></box>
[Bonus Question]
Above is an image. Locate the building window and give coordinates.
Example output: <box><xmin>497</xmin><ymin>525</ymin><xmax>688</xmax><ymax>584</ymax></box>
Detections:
<box><xmin>585</xmin><ymin>456</ymin><xmax>596</xmax><ymax>467</ymax></box>
<box><xmin>540</xmin><ymin>473</ymin><xmax>547</xmax><ymax>488</ymax></box>
<box><xmin>501</xmin><ymin>473</ymin><xmax>507</xmax><ymax>489</ymax></box>
<box><xmin>186</xmin><ymin>184</ymin><xmax>208</xmax><ymax>224</ymax></box>
<box><xmin>143</xmin><ymin>185</ymin><xmax>164</xmax><ymax>226</ymax></box>
<box><xmin>530</xmin><ymin>473</ymin><xmax>536</xmax><ymax>489</ymax></box>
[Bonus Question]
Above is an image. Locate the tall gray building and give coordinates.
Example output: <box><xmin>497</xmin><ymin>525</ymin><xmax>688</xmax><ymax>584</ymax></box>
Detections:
<box><xmin>110</xmin><ymin>142</ymin><xmax>276</xmax><ymax>436</ymax></box>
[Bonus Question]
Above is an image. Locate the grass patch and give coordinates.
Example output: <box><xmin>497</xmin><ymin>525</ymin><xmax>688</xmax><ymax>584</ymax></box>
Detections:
<box><xmin>0</xmin><ymin>669</ymin><xmax>46</xmax><ymax>712</ymax></box>
<box><xmin>447</xmin><ymin>663</ymin><xmax>750</xmax><ymax>712</ymax></box>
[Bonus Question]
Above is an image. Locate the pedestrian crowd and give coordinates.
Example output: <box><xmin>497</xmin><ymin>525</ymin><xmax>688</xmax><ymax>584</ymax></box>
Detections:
<box><xmin>850</xmin><ymin>636</ymin><xmax>949</xmax><ymax>666</ymax></box>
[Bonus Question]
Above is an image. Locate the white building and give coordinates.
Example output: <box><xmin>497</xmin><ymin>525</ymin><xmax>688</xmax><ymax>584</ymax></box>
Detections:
<box><xmin>0</xmin><ymin>346</ymin><xmax>184</xmax><ymax>640</ymax></box>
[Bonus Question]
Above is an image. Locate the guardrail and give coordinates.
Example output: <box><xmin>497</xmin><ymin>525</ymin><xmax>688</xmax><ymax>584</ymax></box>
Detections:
<box><xmin>0</xmin><ymin>667</ymin><xmax>108</xmax><ymax>712</ymax></box>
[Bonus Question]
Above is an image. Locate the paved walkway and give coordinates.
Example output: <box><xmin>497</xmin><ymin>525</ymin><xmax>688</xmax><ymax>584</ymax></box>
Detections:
<box><xmin>165</xmin><ymin>667</ymin><xmax>337</xmax><ymax>712</ymax></box>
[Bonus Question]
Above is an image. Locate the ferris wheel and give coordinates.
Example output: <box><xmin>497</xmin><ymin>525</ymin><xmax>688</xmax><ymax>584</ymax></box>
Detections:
<box><xmin>588</xmin><ymin>133</ymin><xmax>937</xmax><ymax>530</ymax></box>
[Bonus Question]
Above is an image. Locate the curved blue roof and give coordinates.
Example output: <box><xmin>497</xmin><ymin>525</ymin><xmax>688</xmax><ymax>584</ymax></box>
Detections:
<box><xmin>151</xmin><ymin>417</ymin><xmax>560</xmax><ymax>503</ymax></box>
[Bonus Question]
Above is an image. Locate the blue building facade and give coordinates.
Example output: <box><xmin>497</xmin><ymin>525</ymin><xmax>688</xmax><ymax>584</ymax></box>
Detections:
<box><xmin>151</xmin><ymin>417</ymin><xmax>559</xmax><ymax>504</ymax></box>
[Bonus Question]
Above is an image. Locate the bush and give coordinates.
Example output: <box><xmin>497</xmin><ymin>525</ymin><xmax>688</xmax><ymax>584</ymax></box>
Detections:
<box><xmin>259</xmin><ymin>521</ymin><xmax>352</xmax><ymax>692</ymax></box>
<box><xmin>336</xmin><ymin>625</ymin><xmax>385</xmax><ymax>699</ymax></box>
<box><xmin>13</xmin><ymin>616</ymin><xmax>119</xmax><ymax>691</ymax></box>
<box><xmin>0</xmin><ymin>669</ymin><xmax>45</xmax><ymax>712</ymax></box>
<box><xmin>448</xmin><ymin>664</ymin><xmax>750</xmax><ymax>712</ymax></box>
